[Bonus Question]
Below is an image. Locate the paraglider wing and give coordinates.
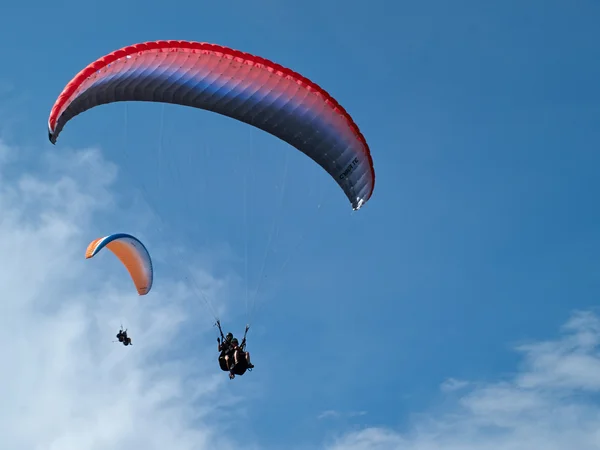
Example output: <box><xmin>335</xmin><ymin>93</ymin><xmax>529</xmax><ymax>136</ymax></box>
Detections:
<box><xmin>85</xmin><ymin>233</ymin><xmax>153</xmax><ymax>295</ymax></box>
<box><xmin>47</xmin><ymin>40</ymin><xmax>375</xmax><ymax>210</ymax></box>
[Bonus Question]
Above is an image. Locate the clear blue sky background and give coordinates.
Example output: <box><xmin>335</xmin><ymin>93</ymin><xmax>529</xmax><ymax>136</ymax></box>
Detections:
<box><xmin>2</xmin><ymin>0</ymin><xmax>600</xmax><ymax>448</ymax></box>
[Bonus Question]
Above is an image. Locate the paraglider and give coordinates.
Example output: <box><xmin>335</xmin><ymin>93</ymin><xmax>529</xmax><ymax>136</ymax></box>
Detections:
<box><xmin>47</xmin><ymin>40</ymin><xmax>375</xmax><ymax>211</ymax></box>
<box><xmin>49</xmin><ymin>40</ymin><xmax>376</xmax><ymax>376</ymax></box>
<box><xmin>85</xmin><ymin>233</ymin><xmax>153</xmax><ymax>295</ymax></box>
<box><xmin>85</xmin><ymin>233</ymin><xmax>150</xmax><ymax>345</ymax></box>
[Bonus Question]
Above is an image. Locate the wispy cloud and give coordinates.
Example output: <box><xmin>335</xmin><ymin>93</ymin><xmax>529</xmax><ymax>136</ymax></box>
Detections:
<box><xmin>318</xmin><ymin>410</ymin><xmax>367</xmax><ymax>420</ymax></box>
<box><xmin>326</xmin><ymin>310</ymin><xmax>600</xmax><ymax>450</ymax></box>
<box><xmin>0</xmin><ymin>140</ymin><xmax>245</xmax><ymax>449</ymax></box>
<box><xmin>439</xmin><ymin>377</ymin><xmax>470</xmax><ymax>392</ymax></box>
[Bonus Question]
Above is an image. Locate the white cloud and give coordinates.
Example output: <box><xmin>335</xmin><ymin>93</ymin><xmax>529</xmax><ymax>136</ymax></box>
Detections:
<box><xmin>439</xmin><ymin>378</ymin><xmax>469</xmax><ymax>393</ymax></box>
<box><xmin>326</xmin><ymin>310</ymin><xmax>600</xmax><ymax>450</ymax></box>
<box><xmin>318</xmin><ymin>410</ymin><xmax>367</xmax><ymax>420</ymax></box>
<box><xmin>0</xmin><ymin>140</ymin><xmax>245</xmax><ymax>449</ymax></box>
<box><xmin>9</xmin><ymin>136</ymin><xmax>600</xmax><ymax>450</ymax></box>
<box><xmin>318</xmin><ymin>410</ymin><xmax>341</xmax><ymax>419</ymax></box>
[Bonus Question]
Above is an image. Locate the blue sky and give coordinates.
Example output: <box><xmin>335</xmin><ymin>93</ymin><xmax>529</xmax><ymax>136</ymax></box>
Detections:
<box><xmin>2</xmin><ymin>0</ymin><xmax>600</xmax><ymax>448</ymax></box>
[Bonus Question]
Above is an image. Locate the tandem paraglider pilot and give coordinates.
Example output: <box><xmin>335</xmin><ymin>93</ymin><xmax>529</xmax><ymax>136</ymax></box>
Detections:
<box><xmin>216</xmin><ymin>323</ymin><xmax>254</xmax><ymax>379</ymax></box>
<box><xmin>116</xmin><ymin>328</ymin><xmax>132</xmax><ymax>346</ymax></box>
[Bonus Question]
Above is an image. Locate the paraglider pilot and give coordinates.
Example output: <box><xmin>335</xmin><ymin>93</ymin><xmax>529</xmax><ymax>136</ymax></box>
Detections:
<box><xmin>216</xmin><ymin>321</ymin><xmax>254</xmax><ymax>379</ymax></box>
<box><xmin>116</xmin><ymin>328</ymin><xmax>132</xmax><ymax>346</ymax></box>
<box><xmin>218</xmin><ymin>332</ymin><xmax>234</xmax><ymax>371</ymax></box>
<box><xmin>228</xmin><ymin>337</ymin><xmax>254</xmax><ymax>379</ymax></box>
